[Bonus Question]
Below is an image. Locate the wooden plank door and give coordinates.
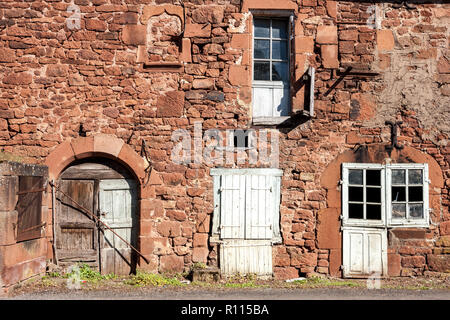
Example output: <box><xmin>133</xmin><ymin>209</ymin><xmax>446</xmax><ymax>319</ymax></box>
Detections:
<box><xmin>98</xmin><ymin>179</ymin><xmax>137</xmax><ymax>275</ymax></box>
<box><xmin>220</xmin><ymin>239</ymin><xmax>272</xmax><ymax>277</ymax></box>
<box><xmin>342</xmin><ymin>227</ymin><xmax>387</xmax><ymax>278</ymax></box>
<box><xmin>55</xmin><ymin>179</ymin><xmax>99</xmax><ymax>268</ymax></box>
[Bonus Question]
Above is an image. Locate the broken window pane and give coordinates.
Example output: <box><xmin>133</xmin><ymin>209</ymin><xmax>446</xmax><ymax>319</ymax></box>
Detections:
<box><xmin>408</xmin><ymin>169</ymin><xmax>423</xmax><ymax>184</ymax></box>
<box><xmin>409</xmin><ymin>204</ymin><xmax>423</xmax><ymax>219</ymax></box>
<box><xmin>349</xmin><ymin>170</ymin><xmax>363</xmax><ymax>185</ymax></box>
<box><xmin>349</xmin><ymin>187</ymin><xmax>363</xmax><ymax>202</ymax></box>
<box><xmin>366</xmin><ymin>204</ymin><xmax>381</xmax><ymax>220</ymax></box>
<box><xmin>392</xmin><ymin>203</ymin><xmax>406</xmax><ymax>219</ymax></box>
<box><xmin>254</xmin><ymin>62</ymin><xmax>270</xmax><ymax>80</ymax></box>
<box><xmin>366</xmin><ymin>170</ymin><xmax>381</xmax><ymax>186</ymax></box>
<box><xmin>392</xmin><ymin>169</ymin><xmax>405</xmax><ymax>184</ymax></box>
<box><xmin>254</xmin><ymin>19</ymin><xmax>270</xmax><ymax>38</ymax></box>
<box><xmin>392</xmin><ymin>186</ymin><xmax>406</xmax><ymax>202</ymax></box>
<box><xmin>409</xmin><ymin>186</ymin><xmax>423</xmax><ymax>202</ymax></box>
<box><xmin>366</xmin><ymin>187</ymin><xmax>381</xmax><ymax>203</ymax></box>
<box><xmin>254</xmin><ymin>40</ymin><xmax>270</xmax><ymax>59</ymax></box>
<box><xmin>349</xmin><ymin>203</ymin><xmax>364</xmax><ymax>219</ymax></box>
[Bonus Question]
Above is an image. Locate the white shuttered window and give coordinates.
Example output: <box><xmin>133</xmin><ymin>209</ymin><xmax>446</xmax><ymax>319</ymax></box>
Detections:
<box><xmin>211</xmin><ymin>168</ymin><xmax>282</xmax><ymax>241</ymax></box>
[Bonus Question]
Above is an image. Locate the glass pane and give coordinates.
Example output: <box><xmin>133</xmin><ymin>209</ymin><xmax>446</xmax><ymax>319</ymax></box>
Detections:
<box><xmin>272</xmin><ymin>40</ymin><xmax>288</xmax><ymax>60</ymax></box>
<box><xmin>349</xmin><ymin>187</ymin><xmax>363</xmax><ymax>202</ymax></box>
<box><xmin>392</xmin><ymin>186</ymin><xmax>406</xmax><ymax>202</ymax></box>
<box><xmin>349</xmin><ymin>203</ymin><xmax>364</xmax><ymax>219</ymax></box>
<box><xmin>392</xmin><ymin>203</ymin><xmax>406</xmax><ymax>219</ymax></box>
<box><xmin>349</xmin><ymin>170</ymin><xmax>363</xmax><ymax>185</ymax></box>
<box><xmin>408</xmin><ymin>169</ymin><xmax>423</xmax><ymax>184</ymax></box>
<box><xmin>254</xmin><ymin>40</ymin><xmax>270</xmax><ymax>59</ymax></box>
<box><xmin>392</xmin><ymin>169</ymin><xmax>405</xmax><ymax>184</ymax></box>
<box><xmin>272</xmin><ymin>62</ymin><xmax>288</xmax><ymax>81</ymax></box>
<box><xmin>254</xmin><ymin>62</ymin><xmax>270</xmax><ymax>81</ymax></box>
<box><xmin>272</xmin><ymin>20</ymin><xmax>288</xmax><ymax>39</ymax></box>
<box><xmin>254</xmin><ymin>19</ymin><xmax>270</xmax><ymax>38</ymax></box>
<box><xmin>409</xmin><ymin>204</ymin><xmax>423</xmax><ymax>219</ymax></box>
<box><xmin>366</xmin><ymin>187</ymin><xmax>381</xmax><ymax>203</ymax></box>
<box><xmin>366</xmin><ymin>170</ymin><xmax>381</xmax><ymax>186</ymax></box>
<box><xmin>366</xmin><ymin>204</ymin><xmax>381</xmax><ymax>220</ymax></box>
<box><xmin>409</xmin><ymin>186</ymin><xmax>423</xmax><ymax>201</ymax></box>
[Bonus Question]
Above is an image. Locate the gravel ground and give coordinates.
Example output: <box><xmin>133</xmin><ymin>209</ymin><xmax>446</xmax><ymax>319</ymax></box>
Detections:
<box><xmin>3</xmin><ymin>273</ymin><xmax>450</xmax><ymax>300</ymax></box>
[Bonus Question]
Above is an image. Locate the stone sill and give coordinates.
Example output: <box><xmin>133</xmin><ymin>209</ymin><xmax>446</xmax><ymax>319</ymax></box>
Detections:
<box><xmin>140</xmin><ymin>61</ymin><xmax>183</xmax><ymax>73</ymax></box>
<box><xmin>252</xmin><ymin>116</ymin><xmax>290</xmax><ymax>126</ymax></box>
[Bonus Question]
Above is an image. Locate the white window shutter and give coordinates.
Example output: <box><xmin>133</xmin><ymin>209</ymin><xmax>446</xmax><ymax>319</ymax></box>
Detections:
<box><xmin>220</xmin><ymin>174</ymin><xmax>245</xmax><ymax>239</ymax></box>
<box><xmin>245</xmin><ymin>175</ymin><xmax>274</xmax><ymax>239</ymax></box>
<box><xmin>308</xmin><ymin>66</ymin><xmax>315</xmax><ymax>117</ymax></box>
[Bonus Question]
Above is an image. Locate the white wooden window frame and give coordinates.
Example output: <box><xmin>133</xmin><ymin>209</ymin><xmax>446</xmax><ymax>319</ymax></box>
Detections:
<box><xmin>342</xmin><ymin>163</ymin><xmax>386</xmax><ymax>228</ymax></box>
<box><xmin>386</xmin><ymin>163</ymin><xmax>429</xmax><ymax>227</ymax></box>
<box><xmin>211</xmin><ymin>168</ymin><xmax>282</xmax><ymax>243</ymax></box>
<box><xmin>342</xmin><ymin>163</ymin><xmax>430</xmax><ymax>228</ymax></box>
<box><xmin>251</xmin><ymin>11</ymin><xmax>293</xmax><ymax>125</ymax></box>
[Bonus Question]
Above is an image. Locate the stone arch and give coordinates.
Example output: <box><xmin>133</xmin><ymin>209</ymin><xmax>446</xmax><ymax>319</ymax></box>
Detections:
<box><xmin>44</xmin><ymin>134</ymin><xmax>162</xmax><ymax>270</ymax></box>
<box><xmin>316</xmin><ymin>144</ymin><xmax>444</xmax><ymax>277</ymax></box>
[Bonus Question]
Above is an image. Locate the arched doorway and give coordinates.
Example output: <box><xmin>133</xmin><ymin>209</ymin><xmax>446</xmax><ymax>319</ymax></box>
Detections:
<box><xmin>55</xmin><ymin>158</ymin><xmax>138</xmax><ymax>275</ymax></box>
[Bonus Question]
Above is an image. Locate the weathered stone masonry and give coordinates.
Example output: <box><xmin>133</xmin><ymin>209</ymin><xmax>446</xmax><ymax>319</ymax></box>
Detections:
<box><xmin>0</xmin><ymin>0</ymin><xmax>449</xmax><ymax>285</ymax></box>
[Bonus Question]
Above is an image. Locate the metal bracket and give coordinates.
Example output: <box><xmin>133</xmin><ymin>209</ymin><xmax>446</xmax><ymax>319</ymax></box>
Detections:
<box><xmin>385</xmin><ymin>120</ymin><xmax>404</xmax><ymax>150</ymax></box>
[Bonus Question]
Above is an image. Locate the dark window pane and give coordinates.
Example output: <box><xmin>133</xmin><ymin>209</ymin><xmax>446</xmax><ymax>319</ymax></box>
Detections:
<box><xmin>254</xmin><ymin>62</ymin><xmax>270</xmax><ymax>80</ymax></box>
<box><xmin>349</xmin><ymin>187</ymin><xmax>363</xmax><ymax>202</ymax></box>
<box><xmin>254</xmin><ymin>19</ymin><xmax>270</xmax><ymax>38</ymax></box>
<box><xmin>409</xmin><ymin>204</ymin><xmax>423</xmax><ymax>219</ymax></box>
<box><xmin>349</xmin><ymin>203</ymin><xmax>364</xmax><ymax>219</ymax></box>
<box><xmin>366</xmin><ymin>187</ymin><xmax>381</xmax><ymax>203</ymax></box>
<box><xmin>272</xmin><ymin>62</ymin><xmax>288</xmax><ymax>81</ymax></box>
<box><xmin>409</xmin><ymin>186</ymin><xmax>423</xmax><ymax>201</ymax></box>
<box><xmin>272</xmin><ymin>40</ymin><xmax>288</xmax><ymax>60</ymax></box>
<box><xmin>349</xmin><ymin>170</ymin><xmax>363</xmax><ymax>185</ymax></box>
<box><xmin>366</xmin><ymin>204</ymin><xmax>381</xmax><ymax>220</ymax></box>
<box><xmin>254</xmin><ymin>40</ymin><xmax>270</xmax><ymax>59</ymax></box>
<box><xmin>392</xmin><ymin>169</ymin><xmax>405</xmax><ymax>184</ymax></box>
<box><xmin>408</xmin><ymin>169</ymin><xmax>423</xmax><ymax>184</ymax></box>
<box><xmin>366</xmin><ymin>170</ymin><xmax>381</xmax><ymax>186</ymax></box>
<box><xmin>392</xmin><ymin>203</ymin><xmax>406</xmax><ymax>219</ymax></box>
<box><xmin>272</xmin><ymin>20</ymin><xmax>288</xmax><ymax>39</ymax></box>
<box><xmin>392</xmin><ymin>186</ymin><xmax>406</xmax><ymax>202</ymax></box>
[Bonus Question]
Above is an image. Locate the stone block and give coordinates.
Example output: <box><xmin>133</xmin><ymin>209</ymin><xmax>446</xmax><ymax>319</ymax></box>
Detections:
<box><xmin>0</xmin><ymin>210</ymin><xmax>18</xmax><ymax>246</ymax></box>
<box><xmin>316</xmin><ymin>25</ymin><xmax>338</xmax><ymax>44</ymax></box>
<box><xmin>185</xmin><ymin>24</ymin><xmax>211</xmax><ymax>38</ymax></box>
<box><xmin>321</xmin><ymin>45</ymin><xmax>339</xmax><ymax>69</ymax></box>
<box><xmin>159</xmin><ymin>254</ymin><xmax>184</xmax><ymax>273</ymax></box>
<box><xmin>376</xmin><ymin>29</ymin><xmax>394</xmax><ymax>51</ymax></box>
<box><xmin>427</xmin><ymin>255</ymin><xmax>450</xmax><ymax>272</ymax></box>
<box><xmin>192</xmin><ymin>247</ymin><xmax>208</xmax><ymax>263</ymax></box>
<box><xmin>0</xmin><ymin>177</ymin><xmax>18</xmax><ymax>212</ymax></box>
<box><xmin>122</xmin><ymin>25</ymin><xmax>147</xmax><ymax>46</ymax></box>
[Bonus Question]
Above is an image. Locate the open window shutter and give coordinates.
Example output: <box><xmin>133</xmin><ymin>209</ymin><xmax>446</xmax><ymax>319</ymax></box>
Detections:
<box><xmin>16</xmin><ymin>176</ymin><xmax>44</xmax><ymax>242</ymax></box>
<box><xmin>220</xmin><ymin>174</ymin><xmax>245</xmax><ymax>239</ymax></box>
<box><xmin>245</xmin><ymin>175</ymin><xmax>274</xmax><ymax>239</ymax></box>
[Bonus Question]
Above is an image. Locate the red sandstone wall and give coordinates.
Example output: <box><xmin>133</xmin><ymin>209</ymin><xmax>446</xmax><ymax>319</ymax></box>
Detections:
<box><xmin>0</xmin><ymin>0</ymin><xmax>448</xmax><ymax>278</ymax></box>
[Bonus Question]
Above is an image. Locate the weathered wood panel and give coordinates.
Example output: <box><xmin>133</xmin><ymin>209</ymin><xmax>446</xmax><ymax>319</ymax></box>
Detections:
<box><xmin>99</xmin><ymin>179</ymin><xmax>137</xmax><ymax>275</ymax></box>
<box><xmin>55</xmin><ymin>179</ymin><xmax>98</xmax><ymax>268</ymax></box>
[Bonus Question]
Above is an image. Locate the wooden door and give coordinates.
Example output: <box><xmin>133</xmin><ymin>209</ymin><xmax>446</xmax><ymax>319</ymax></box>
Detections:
<box><xmin>98</xmin><ymin>179</ymin><xmax>137</xmax><ymax>275</ymax></box>
<box><xmin>342</xmin><ymin>227</ymin><xmax>387</xmax><ymax>278</ymax></box>
<box><xmin>55</xmin><ymin>179</ymin><xmax>99</xmax><ymax>268</ymax></box>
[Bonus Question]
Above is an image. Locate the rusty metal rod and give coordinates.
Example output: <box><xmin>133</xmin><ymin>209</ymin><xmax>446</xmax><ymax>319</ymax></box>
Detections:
<box><xmin>49</xmin><ymin>181</ymin><xmax>150</xmax><ymax>265</ymax></box>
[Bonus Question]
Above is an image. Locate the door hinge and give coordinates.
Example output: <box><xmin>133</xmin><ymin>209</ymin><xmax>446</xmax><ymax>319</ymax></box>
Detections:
<box><xmin>339</xmin><ymin>179</ymin><xmax>344</xmax><ymax>185</ymax></box>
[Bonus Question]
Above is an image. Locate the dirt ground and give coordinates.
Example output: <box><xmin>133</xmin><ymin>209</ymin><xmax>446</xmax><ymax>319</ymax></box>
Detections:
<box><xmin>3</xmin><ymin>270</ymin><xmax>450</xmax><ymax>300</ymax></box>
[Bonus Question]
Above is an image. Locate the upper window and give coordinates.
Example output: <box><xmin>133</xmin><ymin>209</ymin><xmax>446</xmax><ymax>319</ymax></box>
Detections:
<box><xmin>342</xmin><ymin>163</ymin><xmax>429</xmax><ymax>228</ymax></box>
<box><xmin>252</xmin><ymin>17</ymin><xmax>291</xmax><ymax>123</ymax></box>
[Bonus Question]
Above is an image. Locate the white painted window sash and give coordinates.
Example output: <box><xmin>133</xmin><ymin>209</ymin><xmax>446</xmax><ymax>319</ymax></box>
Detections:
<box><xmin>386</xmin><ymin>163</ymin><xmax>429</xmax><ymax>227</ymax></box>
<box><xmin>342</xmin><ymin>163</ymin><xmax>430</xmax><ymax>229</ymax></box>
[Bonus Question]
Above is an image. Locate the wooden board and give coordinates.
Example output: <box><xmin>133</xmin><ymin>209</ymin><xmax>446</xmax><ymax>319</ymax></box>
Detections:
<box><xmin>55</xmin><ymin>179</ymin><xmax>99</xmax><ymax>268</ymax></box>
<box><xmin>99</xmin><ymin>179</ymin><xmax>137</xmax><ymax>275</ymax></box>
